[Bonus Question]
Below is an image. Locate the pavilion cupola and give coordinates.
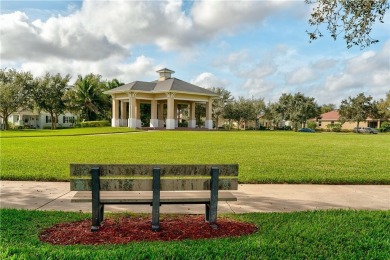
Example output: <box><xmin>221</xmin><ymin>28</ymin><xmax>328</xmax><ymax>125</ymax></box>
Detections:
<box><xmin>156</xmin><ymin>68</ymin><xmax>175</xmax><ymax>81</ymax></box>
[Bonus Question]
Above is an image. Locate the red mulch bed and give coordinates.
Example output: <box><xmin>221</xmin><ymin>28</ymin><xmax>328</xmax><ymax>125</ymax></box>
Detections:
<box><xmin>40</xmin><ymin>215</ymin><xmax>257</xmax><ymax>245</ymax></box>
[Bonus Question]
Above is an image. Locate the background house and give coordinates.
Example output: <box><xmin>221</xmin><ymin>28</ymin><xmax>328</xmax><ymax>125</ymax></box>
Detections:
<box><xmin>6</xmin><ymin>110</ymin><xmax>76</xmax><ymax>129</ymax></box>
<box><xmin>314</xmin><ymin>110</ymin><xmax>383</xmax><ymax>130</ymax></box>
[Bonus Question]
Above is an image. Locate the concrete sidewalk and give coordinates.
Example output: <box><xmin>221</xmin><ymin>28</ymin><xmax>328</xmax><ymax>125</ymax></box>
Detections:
<box><xmin>0</xmin><ymin>181</ymin><xmax>389</xmax><ymax>214</ymax></box>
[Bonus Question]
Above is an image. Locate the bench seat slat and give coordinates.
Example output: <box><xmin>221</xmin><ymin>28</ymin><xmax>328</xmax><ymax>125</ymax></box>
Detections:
<box><xmin>71</xmin><ymin>191</ymin><xmax>237</xmax><ymax>203</ymax></box>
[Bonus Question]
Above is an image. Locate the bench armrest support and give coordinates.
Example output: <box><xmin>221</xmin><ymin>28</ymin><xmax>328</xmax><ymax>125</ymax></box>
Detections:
<box><xmin>152</xmin><ymin>167</ymin><xmax>161</xmax><ymax>231</ymax></box>
<box><xmin>91</xmin><ymin>167</ymin><xmax>103</xmax><ymax>231</ymax></box>
<box><xmin>206</xmin><ymin>167</ymin><xmax>219</xmax><ymax>226</ymax></box>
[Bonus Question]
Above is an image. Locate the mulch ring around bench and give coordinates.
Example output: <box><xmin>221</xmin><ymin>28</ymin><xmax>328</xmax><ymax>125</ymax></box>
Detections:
<box><xmin>40</xmin><ymin>215</ymin><xmax>258</xmax><ymax>245</ymax></box>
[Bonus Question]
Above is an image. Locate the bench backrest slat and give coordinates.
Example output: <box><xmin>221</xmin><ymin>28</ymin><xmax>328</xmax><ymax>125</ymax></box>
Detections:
<box><xmin>70</xmin><ymin>164</ymin><xmax>238</xmax><ymax>191</ymax></box>
<box><xmin>70</xmin><ymin>164</ymin><xmax>238</xmax><ymax>177</ymax></box>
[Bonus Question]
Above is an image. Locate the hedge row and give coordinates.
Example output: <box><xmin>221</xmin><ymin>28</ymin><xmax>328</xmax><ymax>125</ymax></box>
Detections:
<box><xmin>79</xmin><ymin>121</ymin><xmax>110</xmax><ymax>128</ymax></box>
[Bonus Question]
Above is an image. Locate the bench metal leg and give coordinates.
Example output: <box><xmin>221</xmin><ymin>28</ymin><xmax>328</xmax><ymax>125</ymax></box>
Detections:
<box><xmin>205</xmin><ymin>203</ymin><xmax>210</xmax><ymax>222</ymax></box>
<box><xmin>152</xmin><ymin>167</ymin><xmax>161</xmax><ymax>231</ymax></box>
<box><xmin>91</xmin><ymin>204</ymin><xmax>104</xmax><ymax>232</ymax></box>
<box><xmin>100</xmin><ymin>204</ymin><xmax>105</xmax><ymax>223</ymax></box>
<box><xmin>91</xmin><ymin>167</ymin><xmax>102</xmax><ymax>232</ymax></box>
<box><xmin>206</xmin><ymin>167</ymin><xmax>219</xmax><ymax>229</ymax></box>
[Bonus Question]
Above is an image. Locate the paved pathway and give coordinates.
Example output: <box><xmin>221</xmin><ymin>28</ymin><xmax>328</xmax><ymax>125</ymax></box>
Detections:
<box><xmin>0</xmin><ymin>181</ymin><xmax>389</xmax><ymax>214</ymax></box>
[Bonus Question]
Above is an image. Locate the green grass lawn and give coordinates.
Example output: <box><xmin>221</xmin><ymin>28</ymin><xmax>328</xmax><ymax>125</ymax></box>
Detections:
<box><xmin>1</xmin><ymin>209</ymin><xmax>389</xmax><ymax>259</ymax></box>
<box><xmin>1</xmin><ymin>129</ymin><xmax>389</xmax><ymax>183</ymax></box>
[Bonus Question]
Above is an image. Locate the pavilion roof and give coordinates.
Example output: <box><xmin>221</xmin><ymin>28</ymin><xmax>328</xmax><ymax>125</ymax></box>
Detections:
<box><xmin>105</xmin><ymin>77</ymin><xmax>217</xmax><ymax>96</ymax></box>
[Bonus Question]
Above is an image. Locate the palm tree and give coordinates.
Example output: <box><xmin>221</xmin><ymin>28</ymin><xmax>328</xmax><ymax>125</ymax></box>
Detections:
<box><xmin>106</xmin><ymin>78</ymin><xmax>124</xmax><ymax>90</ymax></box>
<box><xmin>72</xmin><ymin>74</ymin><xmax>109</xmax><ymax>121</ymax></box>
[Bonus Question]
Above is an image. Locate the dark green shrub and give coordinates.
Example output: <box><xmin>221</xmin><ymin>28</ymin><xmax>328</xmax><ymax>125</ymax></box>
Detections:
<box><xmin>331</xmin><ymin>123</ymin><xmax>342</xmax><ymax>132</ymax></box>
<box><xmin>276</xmin><ymin>126</ymin><xmax>292</xmax><ymax>130</ymax></box>
<box><xmin>80</xmin><ymin>120</ymin><xmax>110</xmax><ymax>128</ymax></box>
<box><xmin>178</xmin><ymin>121</ymin><xmax>188</xmax><ymax>127</ymax></box>
<box><xmin>223</xmin><ymin>123</ymin><xmax>232</xmax><ymax>130</ymax></box>
<box><xmin>307</xmin><ymin>121</ymin><xmax>317</xmax><ymax>130</ymax></box>
<box><xmin>326</xmin><ymin>123</ymin><xmax>342</xmax><ymax>132</ymax></box>
<box><xmin>380</xmin><ymin>121</ymin><xmax>390</xmax><ymax>132</ymax></box>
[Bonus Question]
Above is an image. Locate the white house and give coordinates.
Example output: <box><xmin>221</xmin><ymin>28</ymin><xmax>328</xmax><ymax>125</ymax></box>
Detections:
<box><xmin>5</xmin><ymin>110</ymin><xmax>76</xmax><ymax>129</ymax></box>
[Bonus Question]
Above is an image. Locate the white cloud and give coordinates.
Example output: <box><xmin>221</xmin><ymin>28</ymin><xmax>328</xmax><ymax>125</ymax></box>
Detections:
<box><xmin>1</xmin><ymin>0</ymin><xmax>388</xmax><ymax>106</ymax></box>
<box><xmin>242</xmin><ymin>78</ymin><xmax>277</xmax><ymax>98</ymax></box>
<box><xmin>241</xmin><ymin>62</ymin><xmax>278</xmax><ymax>79</ymax></box>
<box><xmin>286</xmin><ymin>67</ymin><xmax>316</xmax><ymax>85</ymax></box>
<box><xmin>322</xmin><ymin>40</ymin><xmax>390</xmax><ymax>99</ymax></box>
<box><xmin>345</xmin><ymin>41</ymin><xmax>390</xmax><ymax>74</ymax></box>
<box><xmin>213</xmin><ymin>50</ymin><xmax>250</xmax><ymax>71</ymax></box>
<box><xmin>191</xmin><ymin>0</ymin><xmax>290</xmax><ymax>35</ymax></box>
<box><xmin>0</xmin><ymin>0</ymin><xmax>298</xmax><ymax>89</ymax></box>
<box><xmin>0</xmin><ymin>11</ymin><xmax>127</xmax><ymax>62</ymax></box>
<box><xmin>14</xmin><ymin>55</ymin><xmax>156</xmax><ymax>84</ymax></box>
<box><xmin>191</xmin><ymin>72</ymin><xmax>230</xmax><ymax>89</ymax></box>
<box><xmin>79</xmin><ymin>0</ymin><xmax>195</xmax><ymax>51</ymax></box>
<box><xmin>313</xmin><ymin>59</ymin><xmax>338</xmax><ymax>69</ymax></box>
<box><xmin>324</xmin><ymin>74</ymin><xmax>357</xmax><ymax>92</ymax></box>
<box><xmin>2</xmin><ymin>0</ymin><xmax>296</xmax><ymax>60</ymax></box>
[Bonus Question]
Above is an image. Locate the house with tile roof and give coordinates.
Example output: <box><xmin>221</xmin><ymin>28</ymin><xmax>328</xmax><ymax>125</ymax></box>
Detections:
<box><xmin>313</xmin><ymin>110</ymin><xmax>383</xmax><ymax>130</ymax></box>
<box><xmin>104</xmin><ymin>68</ymin><xmax>218</xmax><ymax>129</ymax></box>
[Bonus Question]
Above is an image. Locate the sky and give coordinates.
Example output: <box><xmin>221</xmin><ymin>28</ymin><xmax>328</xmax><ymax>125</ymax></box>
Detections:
<box><xmin>1</xmin><ymin>0</ymin><xmax>389</xmax><ymax>107</ymax></box>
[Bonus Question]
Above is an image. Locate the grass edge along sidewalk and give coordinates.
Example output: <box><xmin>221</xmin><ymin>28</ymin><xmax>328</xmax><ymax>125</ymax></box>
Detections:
<box><xmin>1</xmin><ymin>209</ymin><xmax>389</xmax><ymax>259</ymax></box>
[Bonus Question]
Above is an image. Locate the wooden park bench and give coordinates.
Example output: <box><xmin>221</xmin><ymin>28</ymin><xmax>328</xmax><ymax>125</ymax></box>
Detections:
<box><xmin>70</xmin><ymin>164</ymin><xmax>238</xmax><ymax>232</ymax></box>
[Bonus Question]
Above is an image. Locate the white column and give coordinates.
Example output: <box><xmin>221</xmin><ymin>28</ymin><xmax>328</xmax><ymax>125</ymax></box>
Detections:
<box><xmin>111</xmin><ymin>96</ymin><xmax>119</xmax><ymax>127</ymax></box>
<box><xmin>205</xmin><ymin>98</ymin><xmax>213</xmax><ymax>129</ymax></box>
<box><xmin>188</xmin><ymin>102</ymin><xmax>196</xmax><ymax>128</ymax></box>
<box><xmin>18</xmin><ymin>113</ymin><xmax>23</xmax><ymax>126</ymax></box>
<box><xmin>174</xmin><ymin>101</ymin><xmax>179</xmax><ymax>128</ymax></box>
<box><xmin>128</xmin><ymin>93</ymin><xmax>137</xmax><ymax>128</ymax></box>
<box><xmin>166</xmin><ymin>92</ymin><xmax>176</xmax><ymax>129</ymax></box>
<box><xmin>150</xmin><ymin>99</ymin><xmax>158</xmax><ymax>127</ymax></box>
<box><xmin>158</xmin><ymin>103</ymin><xmax>164</xmax><ymax>128</ymax></box>
<box><xmin>135</xmin><ymin>99</ymin><xmax>142</xmax><ymax>128</ymax></box>
<box><xmin>120</xmin><ymin>100</ymin><xmax>126</xmax><ymax>126</ymax></box>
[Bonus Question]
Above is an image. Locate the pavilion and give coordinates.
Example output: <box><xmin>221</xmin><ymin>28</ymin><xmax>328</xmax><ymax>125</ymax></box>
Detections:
<box><xmin>104</xmin><ymin>68</ymin><xmax>218</xmax><ymax>129</ymax></box>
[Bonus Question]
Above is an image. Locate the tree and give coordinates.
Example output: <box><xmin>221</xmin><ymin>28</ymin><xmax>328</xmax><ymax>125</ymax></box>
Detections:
<box><xmin>222</xmin><ymin>101</ymin><xmax>239</xmax><ymax>129</ymax></box>
<box><xmin>69</xmin><ymin>74</ymin><xmax>110</xmax><ymax>121</ymax></box>
<box><xmin>264</xmin><ymin>102</ymin><xmax>284</xmax><ymax>129</ymax></box>
<box><xmin>339</xmin><ymin>92</ymin><xmax>378</xmax><ymax>129</ymax></box>
<box><xmin>250</xmin><ymin>97</ymin><xmax>266</xmax><ymax>129</ymax></box>
<box><xmin>306</xmin><ymin>0</ymin><xmax>389</xmax><ymax>49</ymax></box>
<box><xmin>276</xmin><ymin>93</ymin><xmax>293</xmax><ymax>124</ymax></box>
<box><xmin>0</xmin><ymin>69</ymin><xmax>36</xmax><ymax>130</ymax></box>
<box><xmin>271</xmin><ymin>93</ymin><xmax>320</xmax><ymax>131</ymax></box>
<box><xmin>377</xmin><ymin>91</ymin><xmax>390</xmax><ymax>119</ymax></box>
<box><xmin>235</xmin><ymin>97</ymin><xmax>258</xmax><ymax>129</ymax></box>
<box><xmin>104</xmin><ymin>78</ymin><xmax>124</xmax><ymax>120</ymax></box>
<box><xmin>33</xmin><ymin>73</ymin><xmax>71</xmax><ymax>129</ymax></box>
<box><xmin>320</xmin><ymin>103</ymin><xmax>336</xmax><ymax>114</ymax></box>
<box><xmin>289</xmin><ymin>92</ymin><xmax>320</xmax><ymax>130</ymax></box>
<box><xmin>222</xmin><ymin>97</ymin><xmax>264</xmax><ymax>129</ymax></box>
<box><xmin>106</xmin><ymin>78</ymin><xmax>124</xmax><ymax>90</ymax></box>
<box><xmin>209</xmin><ymin>87</ymin><xmax>233</xmax><ymax>128</ymax></box>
